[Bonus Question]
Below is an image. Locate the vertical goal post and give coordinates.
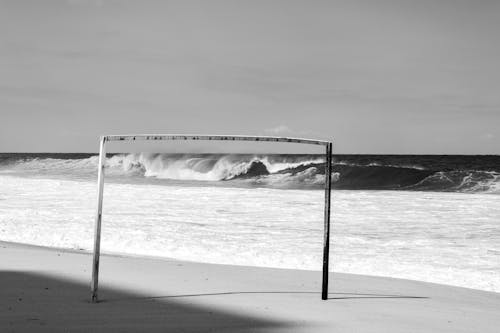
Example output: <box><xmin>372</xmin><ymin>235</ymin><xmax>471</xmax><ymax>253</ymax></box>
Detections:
<box><xmin>91</xmin><ymin>134</ymin><xmax>333</xmax><ymax>302</ymax></box>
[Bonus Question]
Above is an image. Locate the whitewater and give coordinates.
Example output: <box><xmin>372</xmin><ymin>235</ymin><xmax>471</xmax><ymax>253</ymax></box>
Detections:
<box><xmin>0</xmin><ymin>153</ymin><xmax>499</xmax><ymax>293</ymax></box>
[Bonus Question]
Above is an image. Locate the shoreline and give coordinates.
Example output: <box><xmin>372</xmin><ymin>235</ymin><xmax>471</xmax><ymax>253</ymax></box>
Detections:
<box><xmin>1</xmin><ymin>240</ymin><xmax>499</xmax><ymax>332</ymax></box>
<box><xmin>2</xmin><ymin>240</ymin><xmax>498</xmax><ymax>296</ymax></box>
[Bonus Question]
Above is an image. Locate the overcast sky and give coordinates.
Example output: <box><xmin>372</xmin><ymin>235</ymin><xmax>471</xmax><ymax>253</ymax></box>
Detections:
<box><xmin>1</xmin><ymin>0</ymin><xmax>499</xmax><ymax>154</ymax></box>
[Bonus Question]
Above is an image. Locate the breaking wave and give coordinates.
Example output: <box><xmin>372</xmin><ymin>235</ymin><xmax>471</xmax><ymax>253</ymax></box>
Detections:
<box><xmin>103</xmin><ymin>153</ymin><xmax>327</xmax><ymax>188</ymax></box>
<box><xmin>1</xmin><ymin>153</ymin><xmax>499</xmax><ymax>193</ymax></box>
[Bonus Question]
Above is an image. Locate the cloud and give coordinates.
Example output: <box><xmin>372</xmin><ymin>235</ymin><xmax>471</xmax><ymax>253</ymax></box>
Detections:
<box><xmin>265</xmin><ymin>125</ymin><xmax>292</xmax><ymax>134</ymax></box>
<box><xmin>480</xmin><ymin>133</ymin><xmax>494</xmax><ymax>140</ymax></box>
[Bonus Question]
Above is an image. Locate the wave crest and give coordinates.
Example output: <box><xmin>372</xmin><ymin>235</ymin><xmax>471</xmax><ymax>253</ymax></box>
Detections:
<box><xmin>1</xmin><ymin>153</ymin><xmax>499</xmax><ymax>193</ymax></box>
<box><xmin>104</xmin><ymin>153</ymin><xmax>324</xmax><ymax>184</ymax></box>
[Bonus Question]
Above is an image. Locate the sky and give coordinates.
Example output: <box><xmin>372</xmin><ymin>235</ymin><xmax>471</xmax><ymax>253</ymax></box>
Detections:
<box><xmin>1</xmin><ymin>0</ymin><xmax>499</xmax><ymax>154</ymax></box>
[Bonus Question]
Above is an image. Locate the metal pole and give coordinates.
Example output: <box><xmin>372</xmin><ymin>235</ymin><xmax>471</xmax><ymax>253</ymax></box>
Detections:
<box><xmin>91</xmin><ymin>136</ymin><xmax>107</xmax><ymax>303</ymax></box>
<box><xmin>322</xmin><ymin>142</ymin><xmax>332</xmax><ymax>300</ymax></box>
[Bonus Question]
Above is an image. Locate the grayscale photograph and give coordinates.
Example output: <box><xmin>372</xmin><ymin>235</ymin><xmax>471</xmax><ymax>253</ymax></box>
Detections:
<box><xmin>0</xmin><ymin>0</ymin><xmax>499</xmax><ymax>332</ymax></box>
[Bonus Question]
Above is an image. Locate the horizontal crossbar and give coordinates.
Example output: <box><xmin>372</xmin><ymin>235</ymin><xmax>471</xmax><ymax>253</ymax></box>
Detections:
<box><xmin>105</xmin><ymin>134</ymin><xmax>330</xmax><ymax>146</ymax></box>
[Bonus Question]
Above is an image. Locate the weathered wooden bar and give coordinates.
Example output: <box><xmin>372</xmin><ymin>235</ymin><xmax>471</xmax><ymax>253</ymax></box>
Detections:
<box><xmin>91</xmin><ymin>136</ymin><xmax>107</xmax><ymax>302</ymax></box>
<box><xmin>105</xmin><ymin>134</ymin><xmax>328</xmax><ymax>146</ymax></box>
<box><xmin>91</xmin><ymin>134</ymin><xmax>333</xmax><ymax>302</ymax></box>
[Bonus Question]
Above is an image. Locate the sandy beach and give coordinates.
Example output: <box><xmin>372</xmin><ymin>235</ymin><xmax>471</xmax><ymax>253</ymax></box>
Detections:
<box><xmin>1</xmin><ymin>241</ymin><xmax>499</xmax><ymax>332</ymax></box>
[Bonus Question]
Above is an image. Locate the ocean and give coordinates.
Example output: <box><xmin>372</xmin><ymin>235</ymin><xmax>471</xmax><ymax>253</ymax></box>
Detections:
<box><xmin>0</xmin><ymin>153</ymin><xmax>499</xmax><ymax>292</ymax></box>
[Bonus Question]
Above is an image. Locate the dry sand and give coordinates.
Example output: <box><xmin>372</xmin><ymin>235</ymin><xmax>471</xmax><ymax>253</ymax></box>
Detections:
<box><xmin>1</xmin><ymin>241</ymin><xmax>499</xmax><ymax>332</ymax></box>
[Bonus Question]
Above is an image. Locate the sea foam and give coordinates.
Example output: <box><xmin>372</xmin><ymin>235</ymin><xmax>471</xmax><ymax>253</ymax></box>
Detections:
<box><xmin>1</xmin><ymin>174</ymin><xmax>499</xmax><ymax>292</ymax></box>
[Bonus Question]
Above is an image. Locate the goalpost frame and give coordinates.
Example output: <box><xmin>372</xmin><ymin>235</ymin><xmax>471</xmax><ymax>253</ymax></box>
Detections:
<box><xmin>91</xmin><ymin>134</ymin><xmax>333</xmax><ymax>302</ymax></box>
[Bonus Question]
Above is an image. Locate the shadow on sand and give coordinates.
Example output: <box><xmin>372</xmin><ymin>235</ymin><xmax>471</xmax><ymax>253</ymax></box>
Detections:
<box><xmin>1</xmin><ymin>271</ymin><xmax>289</xmax><ymax>332</ymax></box>
<box><xmin>1</xmin><ymin>271</ymin><xmax>428</xmax><ymax>332</ymax></box>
